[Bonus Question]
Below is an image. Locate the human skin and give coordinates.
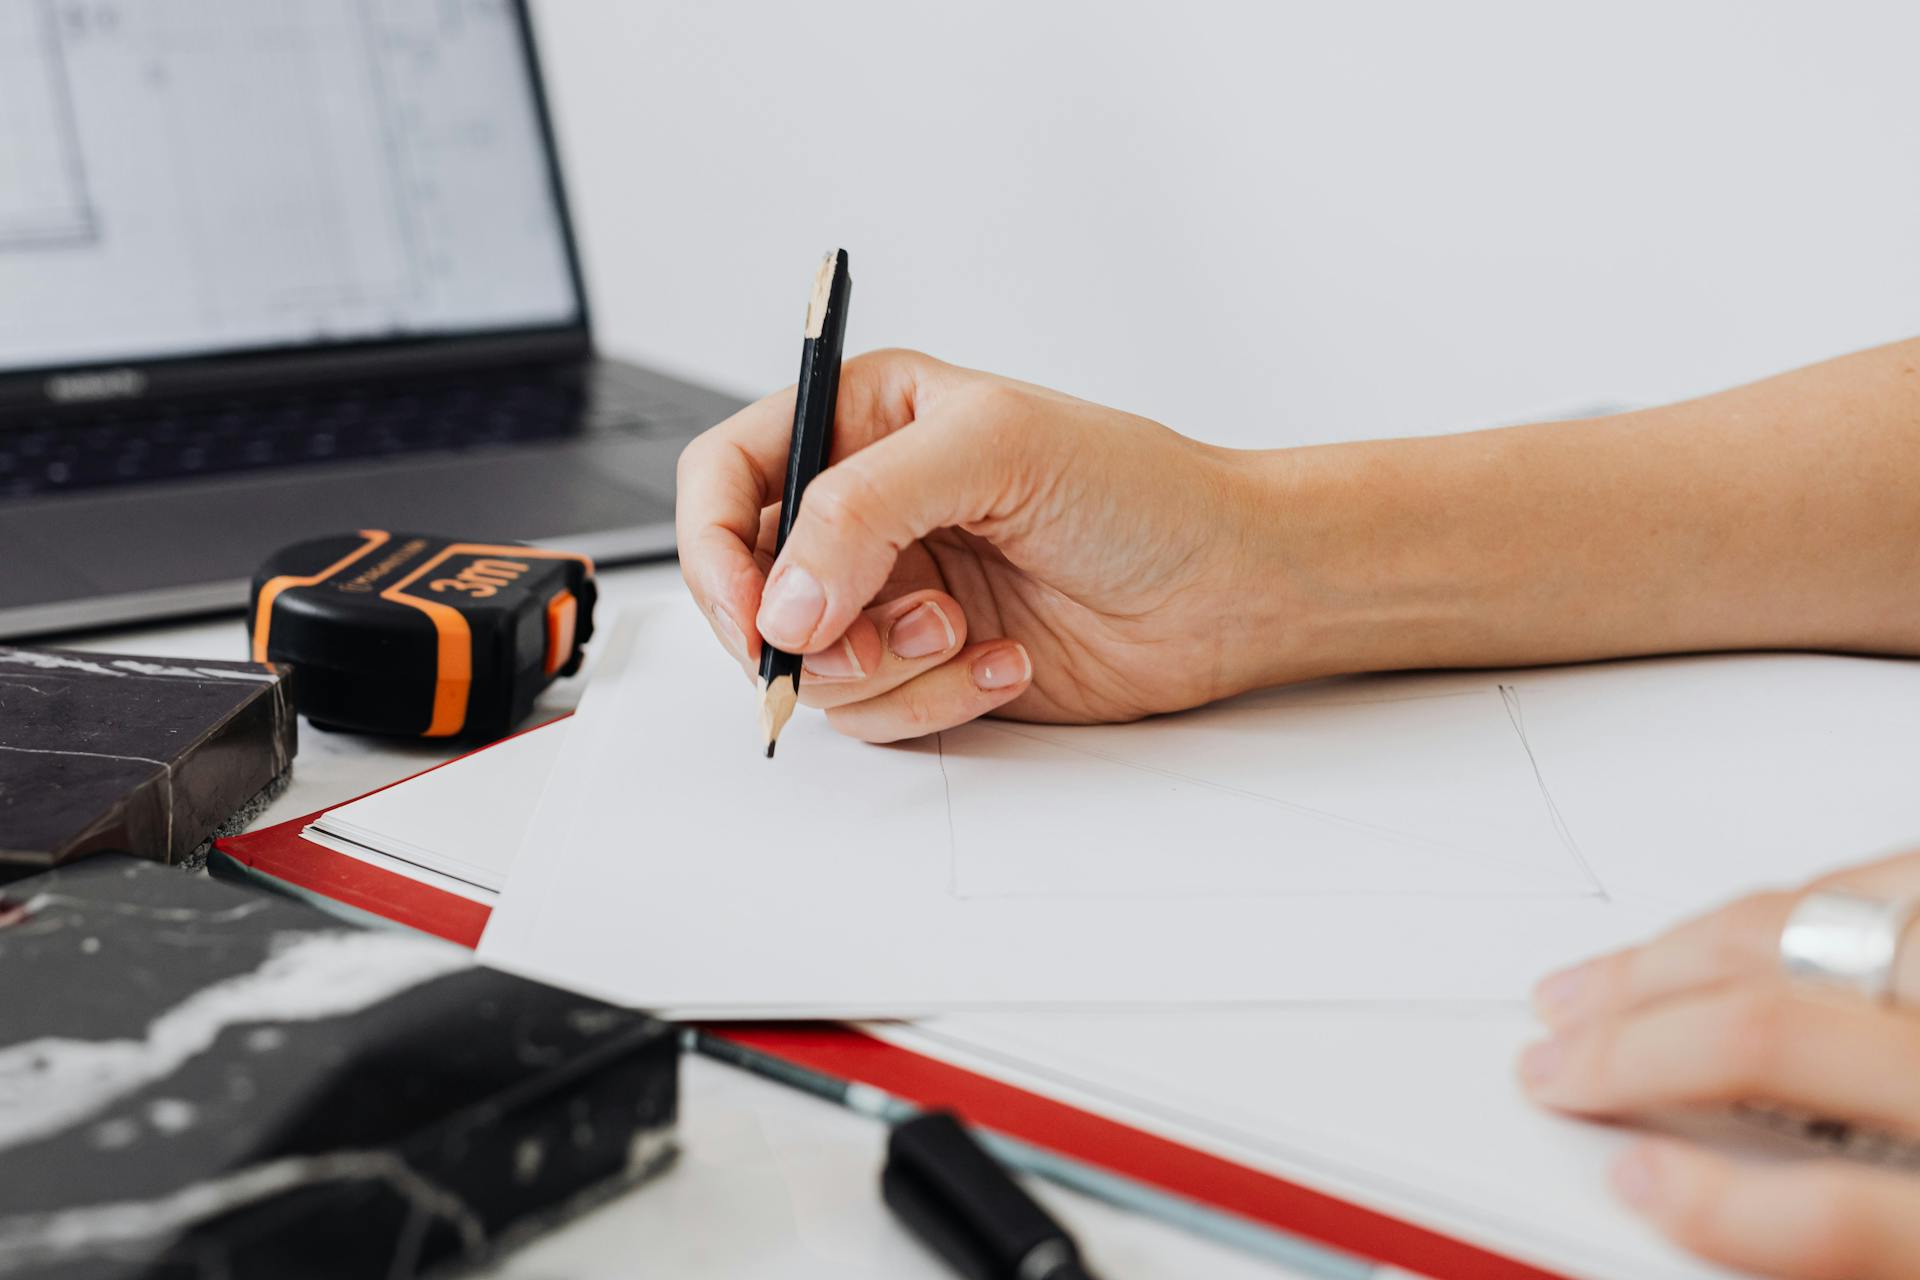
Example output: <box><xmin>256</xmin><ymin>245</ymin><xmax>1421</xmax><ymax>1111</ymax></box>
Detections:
<box><xmin>676</xmin><ymin>339</ymin><xmax>1920</xmax><ymax>1275</ymax></box>
<box><xmin>676</xmin><ymin>340</ymin><xmax>1920</xmax><ymax>742</ymax></box>
<box><xmin>1525</xmin><ymin>851</ymin><xmax>1920</xmax><ymax>1279</ymax></box>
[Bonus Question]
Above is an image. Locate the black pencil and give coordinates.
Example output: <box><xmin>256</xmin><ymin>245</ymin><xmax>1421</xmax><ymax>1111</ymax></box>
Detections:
<box><xmin>758</xmin><ymin>248</ymin><xmax>852</xmax><ymax>757</ymax></box>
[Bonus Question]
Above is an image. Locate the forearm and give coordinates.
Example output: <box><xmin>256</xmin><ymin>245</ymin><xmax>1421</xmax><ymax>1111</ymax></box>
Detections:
<box><xmin>1254</xmin><ymin>337</ymin><xmax>1920</xmax><ymax>682</ymax></box>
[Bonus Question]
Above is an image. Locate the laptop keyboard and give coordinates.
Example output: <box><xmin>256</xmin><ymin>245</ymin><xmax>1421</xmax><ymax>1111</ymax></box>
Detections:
<box><xmin>0</xmin><ymin>369</ymin><xmax>700</xmax><ymax>500</ymax></box>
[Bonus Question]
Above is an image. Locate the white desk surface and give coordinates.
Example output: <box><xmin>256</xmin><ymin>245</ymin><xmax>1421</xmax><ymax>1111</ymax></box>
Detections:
<box><xmin>67</xmin><ymin>562</ymin><xmax>1294</xmax><ymax>1280</ymax></box>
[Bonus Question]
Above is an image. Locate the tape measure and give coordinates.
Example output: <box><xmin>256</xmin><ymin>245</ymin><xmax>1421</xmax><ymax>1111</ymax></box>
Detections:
<box><xmin>249</xmin><ymin>530</ymin><xmax>597</xmax><ymax>740</ymax></box>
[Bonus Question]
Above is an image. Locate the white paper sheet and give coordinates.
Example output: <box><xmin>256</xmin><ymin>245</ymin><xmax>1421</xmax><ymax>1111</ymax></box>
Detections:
<box><xmin>477</xmin><ymin>596</ymin><xmax>1920</xmax><ymax>1015</ymax></box>
<box><xmin>307</xmin><ymin>719</ymin><xmax>566</xmax><ymax>896</ymax></box>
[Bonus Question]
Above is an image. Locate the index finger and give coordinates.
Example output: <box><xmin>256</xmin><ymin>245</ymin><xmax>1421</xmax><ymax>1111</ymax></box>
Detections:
<box><xmin>673</xmin><ymin>349</ymin><xmax>940</xmax><ymax>658</ymax></box>
<box><xmin>1533</xmin><ymin>849</ymin><xmax>1920</xmax><ymax>1029</ymax></box>
<box><xmin>1521</xmin><ymin>982</ymin><xmax>1920</xmax><ymax>1135</ymax></box>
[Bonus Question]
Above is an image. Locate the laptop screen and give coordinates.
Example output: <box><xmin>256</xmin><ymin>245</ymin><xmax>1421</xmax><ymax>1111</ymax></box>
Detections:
<box><xmin>0</xmin><ymin>0</ymin><xmax>582</xmax><ymax>376</ymax></box>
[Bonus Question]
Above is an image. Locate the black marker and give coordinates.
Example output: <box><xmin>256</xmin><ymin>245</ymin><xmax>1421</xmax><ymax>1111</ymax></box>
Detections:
<box><xmin>758</xmin><ymin>248</ymin><xmax>852</xmax><ymax>758</ymax></box>
<box><xmin>884</xmin><ymin>1110</ymin><xmax>1102</xmax><ymax>1280</ymax></box>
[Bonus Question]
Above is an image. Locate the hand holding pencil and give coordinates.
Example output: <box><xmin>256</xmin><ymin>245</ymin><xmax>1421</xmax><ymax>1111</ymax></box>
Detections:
<box><xmin>676</xmin><ymin>331</ymin><xmax>1286</xmax><ymax>746</ymax></box>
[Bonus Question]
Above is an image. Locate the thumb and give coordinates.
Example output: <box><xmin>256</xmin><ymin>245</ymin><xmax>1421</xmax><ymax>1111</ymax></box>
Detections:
<box><xmin>754</xmin><ymin>396</ymin><xmax>1036</xmax><ymax>653</ymax></box>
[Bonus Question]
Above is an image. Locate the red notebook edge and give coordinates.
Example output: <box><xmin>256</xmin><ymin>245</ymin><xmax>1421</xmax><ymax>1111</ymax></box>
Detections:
<box><xmin>215</xmin><ymin>812</ymin><xmax>491</xmax><ymax>947</ymax></box>
<box><xmin>211</xmin><ymin>749</ymin><xmax>1569</xmax><ymax>1280</ymax></box>
<box><xmin>212</xmin><ymin>715</ymin><xmax>571</xmax><ymax>946</ymax></box>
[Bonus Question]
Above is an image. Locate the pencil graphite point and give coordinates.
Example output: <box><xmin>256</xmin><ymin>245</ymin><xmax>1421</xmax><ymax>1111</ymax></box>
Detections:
<box><xmin>758</xmin><ymin>672</ymin><xmax>798</xmax><ymax>757</ymax></box>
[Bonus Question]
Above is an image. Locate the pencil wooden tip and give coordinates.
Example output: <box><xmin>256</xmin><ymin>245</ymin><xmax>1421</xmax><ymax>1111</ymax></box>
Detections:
<box><xmin>758</xmin><ymin>673</ymin><xmax>798</xmax><ymax>757</ymax></box>
<box><xmin>803</xmin><ymin>249</ymin><xmax>842</xmax><ymax>340</ymax></box>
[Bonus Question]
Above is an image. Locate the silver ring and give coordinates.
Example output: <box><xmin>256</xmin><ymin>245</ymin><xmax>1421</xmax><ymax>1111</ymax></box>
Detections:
<box><xmin>1779</xmin><ymin>890</ymin><xmax>1920</xmax><ymax>1004</ymax></box>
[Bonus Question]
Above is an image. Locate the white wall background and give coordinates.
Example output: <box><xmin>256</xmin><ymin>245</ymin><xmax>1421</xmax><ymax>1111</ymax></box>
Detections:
<box><xmin>531</xmin><ymin>1</ymin><xmax>1920</xmax><ymax>449</ymax></box>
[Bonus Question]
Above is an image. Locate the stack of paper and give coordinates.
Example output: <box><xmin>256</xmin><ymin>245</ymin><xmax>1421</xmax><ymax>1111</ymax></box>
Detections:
<box><xmin>304</xmin><ymin>723</ymin><xmax>566</xmax><ymax>903</ymax></box>
<box><xmin>478</xmin><ymin>601</ymin><xmax>1920</xmax><ymax>1015</ymax></box>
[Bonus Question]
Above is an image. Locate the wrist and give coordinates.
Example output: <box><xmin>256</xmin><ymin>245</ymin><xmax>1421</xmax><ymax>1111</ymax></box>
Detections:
<box><xmin>1216</xmin><ymin>436</ymin><xmax>1495</xmax><ymax>690</ymax></box>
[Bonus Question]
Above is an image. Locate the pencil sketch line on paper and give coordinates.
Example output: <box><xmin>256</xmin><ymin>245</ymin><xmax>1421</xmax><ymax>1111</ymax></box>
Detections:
<box><xmin>937</xmin><ymin>731</ymin><xmax>958</xmax><ymax>897</ymax></box>
<box><xmin>948</xmin><ymin>886</ymin><xmax>1620</xmax><ymax>902</ymax></box>
<box><xmin>1500</xmin><ymin>683</ymin><xmax>1607</xmax><ymax>901</ymax></box>
<box><xmin>972</xmin><ymin>718</ymin><xmax>1571</xmax><ymax>885</ymax></box>
<box><xmin>974</xmin><ymin>723</ymin><xmax>1466</xmax><ymax>855</ymax></box>
<box><xmin>938</xmin><ymin>682</ymin><xmax>1598</xmax><ymax>902</ymax></box>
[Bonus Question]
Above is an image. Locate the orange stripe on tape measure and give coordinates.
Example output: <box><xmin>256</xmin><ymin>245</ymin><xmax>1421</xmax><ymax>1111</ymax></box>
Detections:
<box><xmin>380</xmin><ymin>543</ymin><xmax>594</xmax><ymax>738</ymax></box>
<box><xmin>250</xmin><ymin>529</ymin><xmax>393</xmax><ymax>665</ymax></box>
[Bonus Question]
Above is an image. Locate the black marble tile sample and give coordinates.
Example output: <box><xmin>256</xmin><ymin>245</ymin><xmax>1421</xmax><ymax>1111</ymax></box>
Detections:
<box><xmin>0</xmin><ymin>857</ymin><xmax>679</xmax><ymax>1278</ymax></box>
<box><xmin>0</xmin><ymin>648</ymin><xmax>298</xmax><ymax>878</ymax></box>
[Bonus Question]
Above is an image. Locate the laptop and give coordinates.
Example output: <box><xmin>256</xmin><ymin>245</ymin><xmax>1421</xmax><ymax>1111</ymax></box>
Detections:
<box><xmin>0</xmin><ymin>0</ymin><xmax>741</xmax><ymax>639</ymax></box>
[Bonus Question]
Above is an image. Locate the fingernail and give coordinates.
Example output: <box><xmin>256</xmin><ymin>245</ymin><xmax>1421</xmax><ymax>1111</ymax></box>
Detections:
<box><xmin>803</xmin><ymin>637</ymin><xmax>865</xmax><ymax>681</ymax></box>
<box><xmin>710</xmin><ymin>604</ymin><xmax>749</xmax><ymax>662</ymax></box>
<box><xmin>971</xmin><ymin>643</ymin><xmax>1031</xmax><ymax>692</ymax></box>
<box><xmin>1534</xmin><ymin>962</ymin><xmax>1590</xmax><ymax>1022</ymax></box>
<box><xmin>1519</xmin><ymin>1037</ymin><xmax>1566</xmax><ymax>1088</ymax></box>
<box><xmin>888</xmin><ymin>602</ymin><xmax>955</xmax><ymax>660</ymax></box>
<box><xmin>1611</xmin><ymin>1143</ymin><xmax>1660</xmax><ymax>1210</ymax></box>
<box><xmin>759</xmin><ymin>566</ymin><xmax>826</xmax><ymax>648</ymax></box>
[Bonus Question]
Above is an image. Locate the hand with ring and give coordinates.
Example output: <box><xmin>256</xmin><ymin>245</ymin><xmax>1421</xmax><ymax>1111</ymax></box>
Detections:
<box><xmin>1520</xmin><ymin>850</ymin><xmax>1920</xmax><ymax>1279</ymax></box>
